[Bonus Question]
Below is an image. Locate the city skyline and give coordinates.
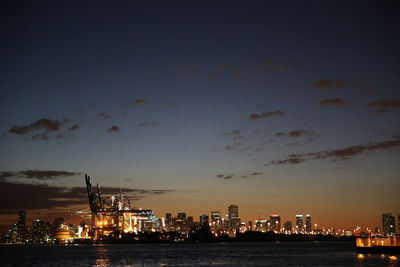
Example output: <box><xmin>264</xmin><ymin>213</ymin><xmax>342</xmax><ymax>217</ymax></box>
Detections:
<box><xmin>1</xmin><ymin>1</ymin><xmax>399</xmax><ymax>233</ymax></box>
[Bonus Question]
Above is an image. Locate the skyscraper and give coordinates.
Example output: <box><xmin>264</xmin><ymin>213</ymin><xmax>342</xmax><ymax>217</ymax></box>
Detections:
<box><xmin>17</xmin><ymin>210</ymin><xmax>26</xmax><ymax>241</ymax></box>
<box><xmin>306</xmin><ymin>214</ymin><xmax>312</xmax><ymax>233</ymax></box>
<box><xmin>200</xmin><ymin>215</ymin><xmax>209</xmax><ymax>226</ymax></box>
<box><xmin>398</xmin><ymin>212</ymin><xmax>400</xmax><ymax>234</ymax></box>
<box><xmin>284</xmin><ymin>221</ymin><xmax>292</xmax><ymax>233</ymax></box>
<box><xmin>177</xmin><ymin>213</ymin><xmax>186</xmax><ymax>223</ymax></box>
<box><xmin>211</xmin><ymin>211</ymin><xmax>221</xmax><ymax>221</ymax></box>
<box><xmin>382</xmin><ymin>213</ymin><xmax>395</xmax><ymax>236</ymax></box>
<box><xmin>228</xmin><ymin>205</ymin><xmax>239</xmax><ymax>218</ymax></box>
<box><xmin>270</xmin><ymin>214</ymin><xmax>281</xmax><ymax>233</ymax></box>
<box><xmin>296</xmin><ymin>215</ymin><xmax>303</xmax><ymax>233</ymax></box>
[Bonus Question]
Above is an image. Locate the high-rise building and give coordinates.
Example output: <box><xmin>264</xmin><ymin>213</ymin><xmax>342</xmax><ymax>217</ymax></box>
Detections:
<box><xmin>398</xmin><ymin>212</ymin><xmax>400</xmax><ymax>234</ymax></box>
<box><xmin>296</xmin><ymin>215</ymin><xmax>303</xmax><ymax>233</ymax></box>
<box><xmin>228</xmin><ymin>205</ymin><xmax>239</xmax><ymax>218</ymax></box>
<box><xmin>17</xmin><ymin>210</ymin><xmax>26</xmax><ymax>240</ymax></box>
<box><xmin>200</xmin><ymin>215</ymin><xmax>209</xmax><ymax>226</ymax></box>
<box><xmin>270</xmin><ymin>214</ymin><xmax>281</xmax><ymax>233</ymax></box>
<box><xmin>306</xmin><ymin>214</ymin><xmax>312</xmax><ymax>233</ymax></box>
<box><xmin>284</xmin><ymin>221</ymin><xmax>292</xmax><ymax>233</ymax></box>
<box><xmin>248</xmin><ymin>221</ymin><xmax>253</xmax><ymax>231</ymax></box>
<box><xmin>211</xmin><ymin>211</ymin><xmax>221</xmax><ymax>221</ymax></box>
<box><xmin>382</xmin><ymin>213</ymin><xmax>395</xmax><ymax>236</ymax></box>
<box><xmin>177</xmin><ymin>213</ymin><xmax>186</xmax><ymax>223</ymax></box>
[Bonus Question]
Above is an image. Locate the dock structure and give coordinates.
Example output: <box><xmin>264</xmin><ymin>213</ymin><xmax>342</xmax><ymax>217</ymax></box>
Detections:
<box><xmin>356</xmin><ymin>236</ymin><xmax>400</xmax><ymax>254</ymax></box>
<box><xmin>85</xmin><ymin>174</ymin><xmax>157</xmax><ymax>240</ymax></box>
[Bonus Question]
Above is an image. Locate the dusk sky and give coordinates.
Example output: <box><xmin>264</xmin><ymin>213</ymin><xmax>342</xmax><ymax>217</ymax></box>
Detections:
<box><xmin>1</xmin><ymin>1</ymin><xmax>399</xmax><ymax>232</ymax></box>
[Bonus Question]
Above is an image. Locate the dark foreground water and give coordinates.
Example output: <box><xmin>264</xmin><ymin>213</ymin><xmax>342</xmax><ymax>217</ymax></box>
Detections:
<box><xmin>1</xmin><ymin>241</ymin><xmax>399</xmax><ymax>266</ymax></box>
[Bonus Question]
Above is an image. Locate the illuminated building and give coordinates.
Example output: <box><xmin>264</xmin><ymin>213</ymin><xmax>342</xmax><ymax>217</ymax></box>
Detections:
<box><xmin>228</xmin><ymin>205</ymin><xmax>239</xmax><ymax>218</ymax></box>
<box><xmin>382</xmin><ymin>213</ymin><xmax>395</xmax><ymax>236</ymax></box>
<box><xmin>211</xmin><ymin>211</ymin><xmax>222</xmax><ymax>233</ymax></box>
<box><xmin>248</xmin><ymin>221</ymin><xmax>253</xmax><ymax>231</ymax></box>
<box><xmin>166</xmin><ymin>213</ymin><xmax>172</xmax><ymax>230</ymax></box>
<box><xmin>306</xmin><ymin>214</ymin><xmax>312</xmax><ymax>233</ymax></box>
<box><xmin>228</xmin><ymin>205</ymin><xmax>240</xmax><ymax>235</ymax></box>
<box><xmin>255</xmin><ymin>219</ymin><xmax>267</xmax><ymax>232</ymax></box>
<box><xmin>200</xmin><ymin>215</ymin><xmax>209</xmax><ymax>226</ymax></box>
<box><xmin>270</xmin><ymin>214</ymin><xmax>281</xmax><ymax>233</ymax></box>
<box><xmin>177</xmin><ymin>213</ymin><xmax>186</xmax><ymax>224</ymax></box>
<box><xmin>296</xmin><ymin>215</ymin><xmax>303</xmax><ymax>233</ymax></box>
<box><xmin>211</xmin><ymin>211</ymin><xmax>221</xmax><ymax>221</ymax></box>
<box><xmin>284</xmin><ymin>221</ymin><xmax>292</xmax><ymax>233</ymax></box>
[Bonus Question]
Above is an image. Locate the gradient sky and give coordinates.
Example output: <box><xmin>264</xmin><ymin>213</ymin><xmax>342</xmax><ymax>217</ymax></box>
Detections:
<box><xmin>1</xmin><ymin>1</ymin><xmax>399</xmax><ymax>233</ymax></box>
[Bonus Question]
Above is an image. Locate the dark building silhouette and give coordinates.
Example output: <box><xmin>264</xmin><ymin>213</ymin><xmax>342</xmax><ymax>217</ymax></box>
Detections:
<box><xmin>177</xmin><ymin>213</ymin><xmax>186</xmax><ymax>224</ymax></box>
<box><xmin>284</xmin><ymin>221</ymin><xmax>292</xmax><ymax>233</ymax></box>
<box><xmin>17</xmin><ymin>210</ymin><xmax>26</xmax><ymax>241</ymax></box>
<box><xmin>199</xmin><ymin>214</ymin><xmax>209</xmax><ymax>226</ymax></box>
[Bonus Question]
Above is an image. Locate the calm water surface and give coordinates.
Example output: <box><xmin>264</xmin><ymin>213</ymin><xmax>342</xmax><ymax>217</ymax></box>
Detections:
<box><xmin>1</xmin><ymin>241</ymin><xmax>399</xmax><ymax>266</ymax></box>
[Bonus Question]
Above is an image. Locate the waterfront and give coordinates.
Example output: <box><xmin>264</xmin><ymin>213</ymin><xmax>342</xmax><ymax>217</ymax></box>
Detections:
<box><xmin>1</xmin><ymin>241</ymin><xmax>399</xmax><ymax>266</ymax></box>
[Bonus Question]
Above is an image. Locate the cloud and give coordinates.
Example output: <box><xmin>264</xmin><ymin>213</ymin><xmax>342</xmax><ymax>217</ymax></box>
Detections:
<box><xmin>107</xmin><ymin>126</ymin><xmax>120</xmax><ymax>132</ymax></box>
<box><xmin>268</xmin><ymin>157</ymin><xmax>305</xmax><ymax>165</ymax></box>
<box><xmin>0</xmin><ymin>170</ymin><xmax>79</xmax><ymax>181</ymax></box>
<box><xmin>225</xmin><ymin>145</ymin><xmax>234</xmax><ymax>151</ymax></box>
<box><xmin>216</xmin><ymin>64</ymin><xmax>229</xmax><ymax>71</ymax></box>
<box><xmin>319</xmin><ymin>98</ymin><xmax>347</xmax><ymax>106</ymax></box>
<box><xmin>135</xmin><ymin>99</ymin><xmax>148</xmax><ymax>104</ymax></box>
<box><xmin>275</xmin><ymin>129</ymin><xmax>316</xmax><ymax>138</ymax></box>
<box><xmin>8</xmin><ymin>118</ymin><xmax>69</xmax><ymax>135</ymax></box>
<box><xmin>311</xmin><ymin>79</ymin><xmax>360</xmax><ymax>89</ymax></box>
<box><xmin>251</xmin><ymin>172</ymin><xmax>264</xmax><ymax>176</ymax></box>
<box><xmin>366</xmin><ymin>99</ymin><xmax>400</xmax><ymax>108</ymax></box>
<box><xmin>96</xmin><ymin>113</ymin><xmax>110</xmax><ymax>120</ymax></box>
<box><xmin>254</xmin><ymin>61</ymin><xmax>287</xmax><ymax>72</ymax></box>
<box><xmin>220</xmin><ymin>129</ymin><xmax>245</xmax><ymax>136</ymax></box>
<box><xmin>249</xmin><ymin>111</ymin><xmax>284</xmax><ymax>120</ymax></box>
<box><xmin>137</xmin><ymin>122</ymin><xmax>157</xmax><ymax>127</ymax></box>
<box><xmin>266</xmin><ymin>137</ymin><xmax>400</xmax><ymax>165</ymax></box>
<box><xmin>68</xmin><ymin>124</ymin><xmax>80</xmax><ymax>131</ymax></box>
<box><xmin>0</xmin><ymin>179</ymin><xmax>175</xmax><ymax>212</ymax></box>
<box><xmin>216</xmin><ymin>174</ymin><xmax>234</xmax><ymax>180</ymax></box>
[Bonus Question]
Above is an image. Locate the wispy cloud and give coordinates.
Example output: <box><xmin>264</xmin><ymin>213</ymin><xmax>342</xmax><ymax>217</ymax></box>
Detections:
<box><xmin>217</xmin><ymin>174</ymin><xmax>234</xmax><ymax>180</ymax></box>
<box><xmin>137</xmin><ymin>122</ymin><xmax>157</xmax><ymax>127</ymax></box>
<box><xmin>254</xmin><ymin>61</ymin><xmax>287</xmax><ymax>72</ymax></box>
<box><xmin>8</xmin><ymin>118</ymin><xmax>69</xmax><ymax>135</ymax></box>
<box><xmin>249</xmin><ymin>111</ymin><xmax>284</xmax><ymax>120</ymax></box>
<box><xmin>311</xmin><ymin>79</ymin><xmax>360</xmax><ymax>89</ymax></box>
<box><xmin>319</xmin><ymin>98</ymin><xmax>347</xmax><ymax>106</ymax></box>
<box><xmin>0</xmin><ymin>170</ymin><xmax>78</xmax><ymax>181</ymax></box>
<box><xmin>107</xmin><ymin>126</ymin><xmax>120</xmax><ymax>132</ymax></box>
<box><xmin>220</xmin><ymin>129</ymin><xmax>246</xmax><ymax>136</ymax></box>
<box><xmin>96</xmin><ymin>113</ymin><xmax>110</xmax><ymax>120</ymax></box>
<box><xmin>266</xmin><ymin>137</ymin><xmax>400</xmax><ymax>166</ymax></box>
<box><xmin>275</xmin><ymin>129</ymin><xmax>317</xmax><ymax>138</ymax></box>
<box><xmin>366</xmin><ymin>99</ymin><xmax>400</xmax><ymax>108</ymax></box>
<box><xmin>68</xmin><ymin>124</ymin><xmax>80</xmax><ymax>131</ymax></box>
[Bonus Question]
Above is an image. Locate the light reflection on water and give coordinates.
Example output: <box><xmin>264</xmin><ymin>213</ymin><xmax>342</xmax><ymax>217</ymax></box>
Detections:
<box><xmin>0</xmin><ymin>242</ymin><xmax>399</xmax><ymax>266</ymax></box>
<box><xmin>95</xmin><ymin>246</ymin><xmax>111</xmax><ymax>267</ymax></box>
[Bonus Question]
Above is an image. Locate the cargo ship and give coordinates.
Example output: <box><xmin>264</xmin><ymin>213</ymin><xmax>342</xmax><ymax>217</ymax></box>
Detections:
<box><xmin>356</xmin><ymin>236</ymin><xmax>400</xmax><ymax>254</ymax></box>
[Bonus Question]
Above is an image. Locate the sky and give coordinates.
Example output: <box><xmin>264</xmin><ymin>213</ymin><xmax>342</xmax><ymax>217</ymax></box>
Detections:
<box><xmin>1</xmin><ymin>0</ymin><xmax>399</xmax><ymax>233</ymax></box>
